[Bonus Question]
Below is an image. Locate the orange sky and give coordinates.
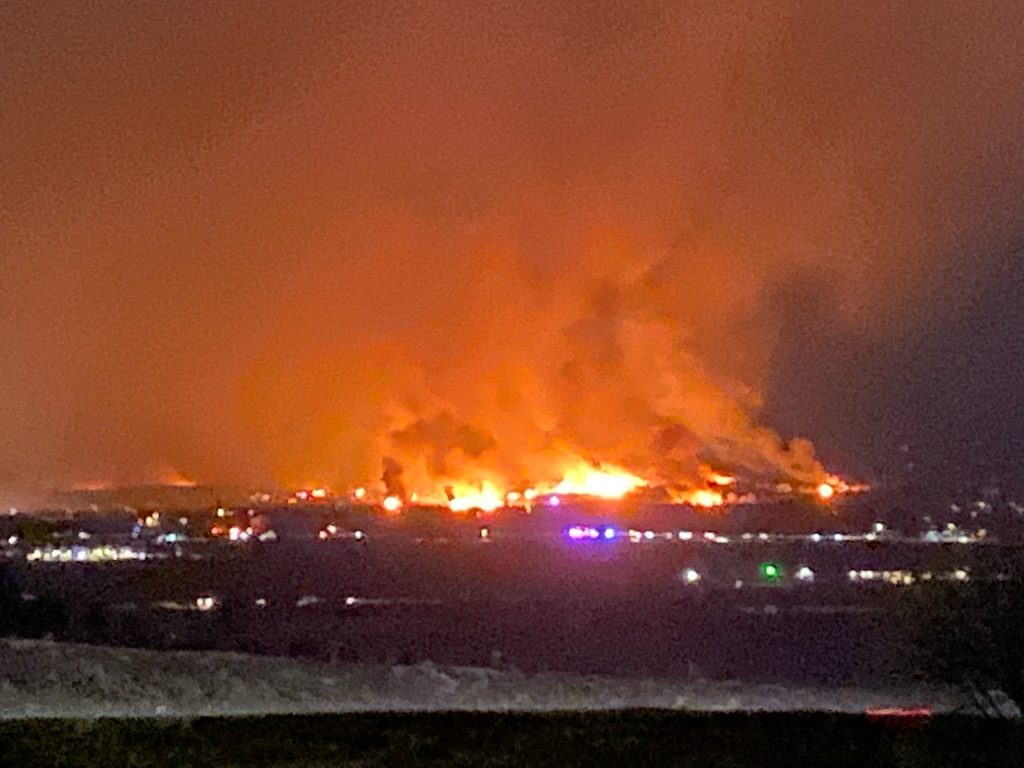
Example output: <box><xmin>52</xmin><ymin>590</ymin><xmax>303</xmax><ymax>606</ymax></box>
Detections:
<box><xmin>3</xmin><ymin>2</ymin><xmax>1024</xmax><ymax>502</ymax></box>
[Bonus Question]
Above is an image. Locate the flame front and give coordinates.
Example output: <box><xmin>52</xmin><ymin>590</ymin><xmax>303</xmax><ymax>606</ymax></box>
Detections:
<box><xmin>448</xmin><ymin>481</ymin><xmax>505</xmax><ymax>513</ymax></box>
<box><xmin>552</xmin><ymin>463</ymin><xmax>646</xmax><ymax>499</ymax></box>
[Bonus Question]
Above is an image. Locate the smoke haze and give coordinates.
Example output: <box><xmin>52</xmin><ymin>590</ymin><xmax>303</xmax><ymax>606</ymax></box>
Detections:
<box><xmin>3</xmin><ymin>1</ymin><xmax>1023</xmax><ymax>502</ymax></box>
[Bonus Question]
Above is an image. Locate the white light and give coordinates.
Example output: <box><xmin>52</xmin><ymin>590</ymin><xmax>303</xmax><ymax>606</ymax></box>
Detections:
<box><xmin>326</xmin><ymin>524</ymin><xmax>337</xmax><ymax>534</ymax></box>
<box><xmin>795</xmin><ymin>566</ymin><xmax>814</xmax><ymax>583</ymax></box>
<box><xmin>196</xmin><ymin>596</ymin><xmax>216</xmax><ymax>611</ymax></box>
<box><xmin>848</xmin><ymin>570</ymin><xmax>858</xmax><ymax>581</ymax></box>
<box><xmin>682</xmin><ymin>568</ymin><xmax>701</xmax><ymax>585</ymax></box>
<box><xmin>643</xmin><ymin>530</ymin><xmax>655</xmax><ymax>540</ymax></box>
<box><xmin>345</xmin><ymin>596</ymin><xmax>357</xmax><ymax>606</ymax></box>
<box><xmin>677</xmin><ymin>531</ymin><xmax>692</xmax><ymax>541</ymax></box>
<box><xmin>810</xmin><ymin>533</ymin><xmax>822</xmax><ymax>543</ymax></box>
<box><xmin>757</xmin><ymin>532</ymin><xmax>768</xmax><ymax>541</ymax></box>
<box><xmin>833</xmin><ymin>533</ymin><xmax>844</xmax><ymax>542</ymax></box>
<box><xmin>549</xmin><ymin>495</ymin><xmax>561</xmax><ymax>507</ymax></box>
<box><xmin>255</xmin><ymin>598</ymin><xmax>267</xmax><ymax>607</ymax></box>
<box><xmin>353</xmin><ymin>530</ymin><xmax>365</xmax><ymax>540</ymax></box>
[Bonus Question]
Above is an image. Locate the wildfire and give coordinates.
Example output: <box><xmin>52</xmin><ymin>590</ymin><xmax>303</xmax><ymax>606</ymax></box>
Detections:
<box><xmin>705</xmin><ymin>471</ymin><xmax>735</xmax><ymax>487</ymax></box>
<box><xmin>552</xmin><ymin>463</ymin><xmax>646</xmax><ymax>499</ymax></box>
<box><xmin>448</xmin><ymin>481</ymin><xmax>504</xmax><ymax>513</ymax></box>
<box><xmin>157</xmin><ymin>467</ymin><xmax>197</xmax><ymax>488</ymax></box>
<box><xmin>668</xmin><ymin>487</ymin><xmax>725</xmax><ymax>509</ymax></box>
<box><xmin>339</xmin><ymin>458</ymin><xmax>858</xmax><ymax>515</ymax></box>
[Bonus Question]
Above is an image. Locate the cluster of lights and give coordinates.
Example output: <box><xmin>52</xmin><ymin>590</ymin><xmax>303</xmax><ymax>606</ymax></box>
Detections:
<box><xmin>26</xmin><ymin>545</ymin><xmax>149</xmax><ymax>563</ymax></box>
<box><xmin>847</xmin><ymin>567</ymin><xmax>970</xmax><ymax>585</ymax></box>
<box><xmin>921</xmin><ymin>524</ymin><xmax>988</xmax><ymax>544</ymax></box>
<box><xmin>566</xmin><ymin>525</ymin><xmax>616</xmax><ymax>541</ymax></box>
<box><xmin>291</xmin><ymin>488</ymin><xmax>330</xmax><ymax>502</ymax></box>
<box><xmin>317</xmin><ymin>525</ymin><xmax>366</xmax><ymax>541</ymax></box>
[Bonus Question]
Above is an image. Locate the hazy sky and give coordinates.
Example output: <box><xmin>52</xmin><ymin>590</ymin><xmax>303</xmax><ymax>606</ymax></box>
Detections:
<box><xmin>3</xmin><ymin>1</ymin><xmax>1023</xmax><ymax>502</ymax></box>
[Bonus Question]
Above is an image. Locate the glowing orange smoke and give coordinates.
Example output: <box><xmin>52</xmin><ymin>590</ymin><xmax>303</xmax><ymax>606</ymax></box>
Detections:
<box><xmin>157</xmin><ymin>467</ymin><xmax>197</xmax><ymax>487</ymax></box>
<box><xmin>71</xmin><ymin>480</ymin><xmax>112</xmax><ymax>492</ymax></box>
<box><xmin>553</xmin><ymin>463</ymin><xmax>645</xmax><ymax>499</ymax></box>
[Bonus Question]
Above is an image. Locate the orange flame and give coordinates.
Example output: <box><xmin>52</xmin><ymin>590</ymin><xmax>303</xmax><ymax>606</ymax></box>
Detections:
<box><xmin>552</xmin><ymin>463</ymin><xmax>646</xmax><ymax>499</ymax></box>
<box><xmin>669</xmin><ymin>487</ymin><xmax>725</xmax><ymax>508</ymax></box>
<box><xmin>448</xmin><ymin>481</ymin><xmax>505</xmax><ymax>513</ymax></box>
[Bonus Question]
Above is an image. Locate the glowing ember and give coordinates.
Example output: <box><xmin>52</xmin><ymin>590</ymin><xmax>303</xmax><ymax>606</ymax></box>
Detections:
<box><xmin>448</xmin><ymin>482</ymin><xmax>504</xmax><ymax>513</ymax></box>
<box><xmin>553</xmin><ymin>464</ymin><xmax>645</xmax><ymax>499</ymax></box>
<box><xmin>382</xmin><ymin>495</ymin><xmax>403</xmax><ymax>512</ymax></box>
<box><xmin>310</xmin><ymin>487</ymin><xmax>327</xmax><ymax>499</ymax></box>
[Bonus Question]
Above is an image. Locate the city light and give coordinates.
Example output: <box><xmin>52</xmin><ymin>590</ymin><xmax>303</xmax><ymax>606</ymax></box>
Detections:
<box><xmin>760</xmin><ymin>562</ymin><xmax>782</xmax><ymax>582</ymax></box>
<box><xmin>795</xmin><ymin>566</ymin><xmax>815</xmax><ymax>583</ymax></box>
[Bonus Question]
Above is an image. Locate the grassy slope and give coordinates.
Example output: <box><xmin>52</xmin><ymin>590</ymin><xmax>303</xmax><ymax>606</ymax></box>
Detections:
<box><xmin>1</xmin><ymin>712</ymin><xmax>1021</xmax><ymax>768</ymax></box>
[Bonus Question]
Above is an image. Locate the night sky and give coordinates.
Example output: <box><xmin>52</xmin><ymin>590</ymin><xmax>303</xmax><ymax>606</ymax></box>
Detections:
<box><xmin>3</xmin><ymin>1</ymin><xmax>1023</xmax><ymax>503</ymax></box>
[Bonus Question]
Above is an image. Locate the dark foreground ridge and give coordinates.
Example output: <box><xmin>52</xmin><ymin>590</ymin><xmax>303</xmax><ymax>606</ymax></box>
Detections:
<box><xmin>2</xmin><ymin>711</ymin><xmax>1021</xmax><ymax>768</ymax></box>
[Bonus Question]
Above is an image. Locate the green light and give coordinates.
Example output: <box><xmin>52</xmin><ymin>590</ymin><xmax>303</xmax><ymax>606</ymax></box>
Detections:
<box><xmin>760</xmin><ymin>561</ymin><xmax>782</xmax><ymax>582</ymax></box>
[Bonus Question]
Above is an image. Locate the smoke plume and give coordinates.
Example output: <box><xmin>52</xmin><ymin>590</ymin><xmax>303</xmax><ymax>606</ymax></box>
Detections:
<box><xmin>2</xmin><ymin>2</ymin><xmax>1023</xmax><ymax>501</ymax></box>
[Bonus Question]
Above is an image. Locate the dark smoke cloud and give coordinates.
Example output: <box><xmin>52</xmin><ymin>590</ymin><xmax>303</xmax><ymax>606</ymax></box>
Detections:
<box><xmin>2</xmin><ymin>1</ymin><xmax>1023</xmax><ymax>503</ymax></box>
